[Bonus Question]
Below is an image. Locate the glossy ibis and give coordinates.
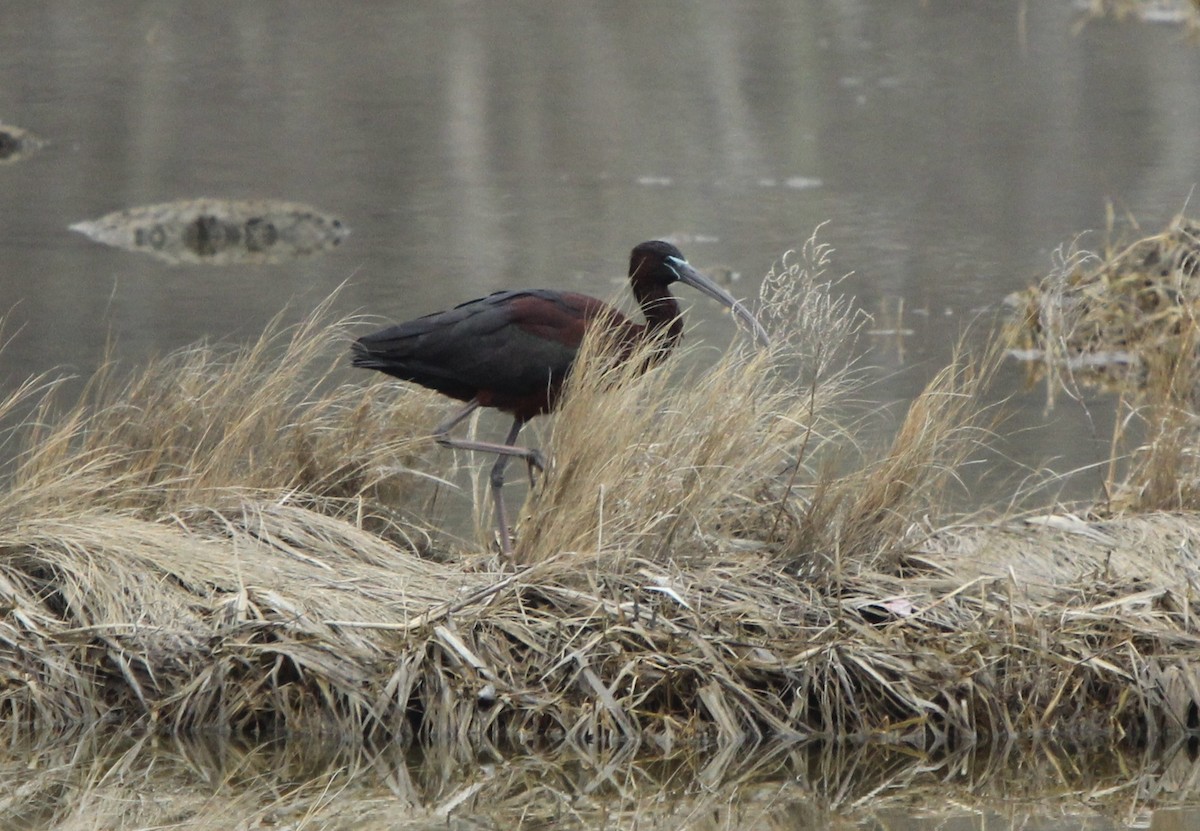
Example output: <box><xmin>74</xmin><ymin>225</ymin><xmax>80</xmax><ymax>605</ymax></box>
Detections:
<box><xmin>351</xmin><ymin>240</ymin><xmax>769</xmax><ymax>557</ymax></box>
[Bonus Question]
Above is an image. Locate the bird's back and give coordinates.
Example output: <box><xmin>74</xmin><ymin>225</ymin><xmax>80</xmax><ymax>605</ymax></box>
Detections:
<box><xmin>352</xmin><ymin>289</ymin><xmax>624</xmax><ymax>418</ymax></box>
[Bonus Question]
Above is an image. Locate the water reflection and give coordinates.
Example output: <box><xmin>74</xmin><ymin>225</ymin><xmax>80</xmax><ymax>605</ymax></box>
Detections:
<box><xmin>5</xmin><ymin>730</ymin><xmax>1200</xmax><ymax>829</ymax></box>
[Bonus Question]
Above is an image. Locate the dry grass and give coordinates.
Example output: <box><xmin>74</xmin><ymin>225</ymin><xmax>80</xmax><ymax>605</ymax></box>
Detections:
<box><xmin>514</xmin><ymin>233</ymin><xmax>864</xmax><ymax>566</ymax></box>
<box><xmin>0</xmin><ymin>297</ymin><xmax>480</xmax><ymax>734</ymax></box>
<box><xmin>519</xmin><ymin>233</ymin><xmax>997</xmax><ymax>582</ymax></box>
<box><xmin>783</xmin><ymin>343</ymin><xmax>1001</xmax><ymax>579</ymax></box>
<box><xmin>1004</xmin><ymin>212</ymin><xmax>1200</xmax><ymax>512</ymax></box>
<box><xmin>3</xmin><ymin>294</ymin><xmax>444</xmax><ymax>526</ymax></box>
<box><xmin>1005</xmin><ymin>211</ymin><xmax>1200</xmax><ymax>402</ymax></box>
<box><xmin>1</xmin><ymin>233</ymin><xmax>1200</xmax><ymax>757</ymax></box>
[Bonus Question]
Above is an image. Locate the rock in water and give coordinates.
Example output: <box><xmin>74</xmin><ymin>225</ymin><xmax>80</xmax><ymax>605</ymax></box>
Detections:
<box><xmin>70</xmin><ymin>198</ymin><xmax>350</xmax><ymax>265</ymax></box>
<box><xmin>0</xmin><ymin>122</ymin><xmax>43</xmax><ymax>164</ymax></box>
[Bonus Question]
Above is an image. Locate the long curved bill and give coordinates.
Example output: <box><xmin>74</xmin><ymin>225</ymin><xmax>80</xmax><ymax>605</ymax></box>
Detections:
<box><xmin>666</xmin><ymin>255</ymin><xmax>771</xmax><ymax>347</ymax></box>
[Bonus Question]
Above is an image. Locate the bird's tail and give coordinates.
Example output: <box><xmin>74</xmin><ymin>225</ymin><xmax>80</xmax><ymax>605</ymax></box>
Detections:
<box><xmin>349</xmin><ymin>338</ymin><xmax>382</xmax><ymax>369</ymax></box>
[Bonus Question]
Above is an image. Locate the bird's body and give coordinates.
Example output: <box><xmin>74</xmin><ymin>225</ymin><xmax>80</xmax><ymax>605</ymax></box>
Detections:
<box><xmin>352</xmin><ymin>240</ymin><xmax>768</xmax><ymax>557</ymax></box>
<box><xmin>352</xmin><ymin>288</ymin><xmax>633</xmax><ymax>421</ymax></box>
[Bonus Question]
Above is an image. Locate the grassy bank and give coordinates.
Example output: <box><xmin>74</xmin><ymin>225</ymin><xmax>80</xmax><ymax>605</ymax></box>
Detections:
<box><xmin>2</xmin><ymin>231</ymin><xmax>1200</xmax><ymax>750</ymax></box>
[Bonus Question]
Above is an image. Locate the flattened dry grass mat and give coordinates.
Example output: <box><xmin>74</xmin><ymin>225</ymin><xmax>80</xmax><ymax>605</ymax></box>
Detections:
<box><xmin>2</xmin><ymin>238</ymin><xmax>1200</xmax><ymax>750</ymax></box>
<box><xmin>5</xmin><ymin>525</ymin><xmax>1200</xmax><ymax>749</ymax></box>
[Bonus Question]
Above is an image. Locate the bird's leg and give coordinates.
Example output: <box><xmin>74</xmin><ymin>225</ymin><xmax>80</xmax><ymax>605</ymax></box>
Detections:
<box><xmin>485</xmin><ymin>418</ymin><xmax>525</xmax><ymax>559</ymax></box>
<box><xmin>432</xmin><ymin>403</ymin><xmax>540</xmax><ymax>469</ymax></box>
<box><xmin>432</xmin><ymin>402</ymin><xmax>540</xmax><ymax>559</ymax></box>
<box><xmin>431</xmin><ymin>400</ymin><xmax>481</xmax><ymax>439</ymax></box>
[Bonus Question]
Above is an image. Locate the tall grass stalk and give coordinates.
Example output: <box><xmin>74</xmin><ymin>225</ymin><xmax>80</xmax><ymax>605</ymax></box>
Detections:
<box><xmin>516</xmin><ymin>230</ymin><xmax>998</xmax><ymax>582</ymax></box>
<box><xmin>0</xmin><ymin>294</ymin><xmax>444</xmax><ymax>531</ymax></box>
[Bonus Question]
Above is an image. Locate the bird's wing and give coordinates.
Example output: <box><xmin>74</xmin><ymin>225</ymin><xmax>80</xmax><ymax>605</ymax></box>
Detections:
<box><xmin>353</xmin><ymin>290</ymin><xmax>617</xmax><ymax>401</ymax></box>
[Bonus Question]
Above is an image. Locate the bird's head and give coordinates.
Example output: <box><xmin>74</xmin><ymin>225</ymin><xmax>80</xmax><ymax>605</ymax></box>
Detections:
<box><xmin>629</xmin><ymin>240</ymin><xmax>688</xmax><ymax>287</ymax></box>
<box><xmin>628</xmin><ymin>240</ymin><xmax>770</xmax><ymax>347</ymax></box>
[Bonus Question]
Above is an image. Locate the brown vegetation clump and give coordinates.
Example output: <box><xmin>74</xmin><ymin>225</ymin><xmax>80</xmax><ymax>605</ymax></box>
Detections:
<box><xmin>2</xmin><ymin>297</ymin><xmax>453</xmax><ymax>547</ymax></box>
<box><xmin>1004</xmin><ymin>212</ymin><xmax>1200</xmax><ymax>512</ymax></box>
<box><xmin>1005</xmin><ymin>212</ymin><xmax>1200</xmax><ymax>401</ymax></box>
<box><xmin>519</xmin><ymin>234</ymin><xmax>995</xmax><ymax>582</ymax></box>
<box><xmin>1</xmin><ymin>234</ymin><xmax>1200</xmax><ymax>754</ymax></box>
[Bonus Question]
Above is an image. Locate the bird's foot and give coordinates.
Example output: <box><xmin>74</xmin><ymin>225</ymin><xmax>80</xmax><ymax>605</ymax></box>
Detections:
<box><xmin>495</xmin><ymin>530</ymin><xmax>515</xmax><ymax>562</ymax></box>
<box><xmin>526</xmin><ymin>449</ymin><xmax>547</xmax><ymax>486</ymax></box>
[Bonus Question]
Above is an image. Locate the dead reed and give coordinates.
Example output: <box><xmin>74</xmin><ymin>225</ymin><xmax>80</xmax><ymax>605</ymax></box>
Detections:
<box><xmin>1</xmin><ymin>234</ymin><xmax>1200</xmax><ymax>754</ymax></box>
<box><xmin>513</xmin><ymin>233</ymin><xmax>865</xmax><ymax>566</ymax></box>
<box><xmin>1004</xmin><ymin>211</ymin><xmax>1200</xmax><ymax>512</ymax></box>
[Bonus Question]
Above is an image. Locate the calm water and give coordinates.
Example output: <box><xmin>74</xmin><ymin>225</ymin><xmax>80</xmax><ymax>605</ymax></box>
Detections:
<box><xmin>2</xmin><ymin>1</ymin><xmax>1200</xmax><ymax>826</ymax></box>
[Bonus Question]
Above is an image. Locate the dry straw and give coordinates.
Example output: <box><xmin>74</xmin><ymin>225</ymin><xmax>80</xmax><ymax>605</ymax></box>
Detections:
<box><xmin>1005</xmin><ymin>211</ymin><xmax>1200</xmax><ymax>511</ymax></box>
<box><xmin>1</xmin><ymin>231</ymin><xmax>1200</xmax><ymax>753</ymax></box>
<box><xmin>514</xmin><ymin>232</ymin><xmax>864</xmax><ymax>566</ymax></box>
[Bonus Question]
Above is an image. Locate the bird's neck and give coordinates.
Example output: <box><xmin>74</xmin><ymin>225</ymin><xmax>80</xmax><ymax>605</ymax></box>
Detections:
<box><xmin>634</xmin><ymin>283</ymin><xmax>683</xmax><ymax>346</ymax></box>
